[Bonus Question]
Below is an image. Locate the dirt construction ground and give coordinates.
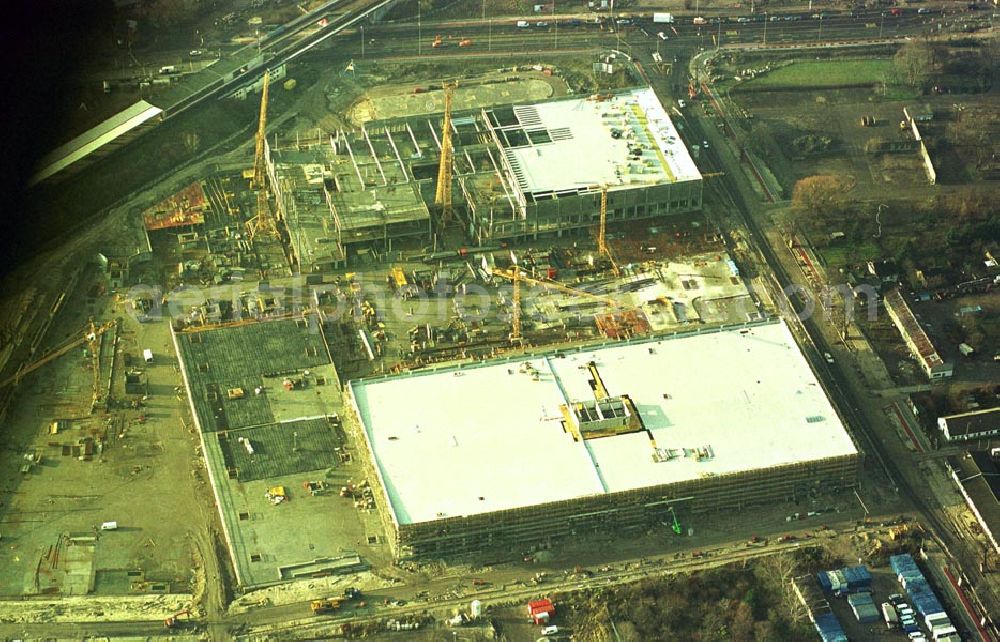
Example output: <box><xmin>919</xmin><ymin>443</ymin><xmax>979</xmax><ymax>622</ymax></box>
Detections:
<box><xmin>0</xmin><ymin>263</ymin><xmax>217</xmax><ymax>599</ymax></box>
<box><xmin>346</xmin><ymin>70</ymin><xmax>568</xmax><ymax>125</ymax></box>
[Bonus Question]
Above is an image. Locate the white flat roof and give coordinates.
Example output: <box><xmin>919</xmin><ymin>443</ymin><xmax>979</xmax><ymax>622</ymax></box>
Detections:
<box><xmin>351</xmin><ymin>319</ymin><xmax>856</xmax><ymax>526</ymax></box>
<box><xmin>497</xmin><ymin>87</ymin><xmax>701</xmax><ymax>196</ymax></box>
<box><xmin>31</xmin><ymin>100</ymin><xmax>163</xmax><ymax>185</ymax></box>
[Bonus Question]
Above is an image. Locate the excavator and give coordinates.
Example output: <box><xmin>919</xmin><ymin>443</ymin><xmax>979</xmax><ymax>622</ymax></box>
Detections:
<box><xmin>164</xmin><ymin>609</ymin><xmax>191</xmax><ymax>629</ymax></box>
<box><xmin>667</xmin><ymin>506</ymin><xmax>683</xmax><ymax>535</ymax></box>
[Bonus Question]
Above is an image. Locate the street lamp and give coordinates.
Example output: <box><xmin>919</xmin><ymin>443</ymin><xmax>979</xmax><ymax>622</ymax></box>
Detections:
<box><xmin>361</xmin><ymin>24</ymin><xmax>365</xmax><ymax>58</ymax></box>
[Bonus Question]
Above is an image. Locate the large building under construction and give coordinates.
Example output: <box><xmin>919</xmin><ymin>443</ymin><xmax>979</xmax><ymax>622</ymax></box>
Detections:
<box><xmin>269</xmin><ymin>86</ymin><xmax>703</xmax><ymax>267</ymax></box>
<box><xmin>348</xmin><ymin>318</ymin><xmax>860</xmax><ymax>558</ymax></box>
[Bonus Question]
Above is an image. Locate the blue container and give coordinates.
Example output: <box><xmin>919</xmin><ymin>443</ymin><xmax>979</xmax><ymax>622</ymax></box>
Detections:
<box><xmin>890</xmin><ymin>553</ymin><xmax>916</xmax><ymax>572</ymax></box>
<box><xmin>843</xmin><ymin>565</ymin><xmax>872</xmax><ymax>589</ymax></box>
<box><xmin>817</xmin><ymin>571</ymin><xmax>832</xmax><ymax>592</ymax></box>
<box><xmin>814</xmin><ymin>612</ymin><xmax>848</xmax><ymax>642</ymax></box>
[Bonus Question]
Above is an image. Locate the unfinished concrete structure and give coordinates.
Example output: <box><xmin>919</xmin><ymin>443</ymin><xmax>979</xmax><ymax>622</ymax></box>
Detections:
<box><xmin>349</xmin><ymin>318</ymin><xmax>859</xmax><ymax>557</ymax></box>
<box><xmin>172</xmin><ymin>316</ymin><xmax>364</xmax><ymax>588</ymax></box>
<box><xmin>267</xmin><ymin>132</ymin><xmax>431</xmax><ymax>271</ymax></box>
<box><xmin>268</xmin><ymin>87</ymin><xmax>702</xmax><ymax>265</ymax></box>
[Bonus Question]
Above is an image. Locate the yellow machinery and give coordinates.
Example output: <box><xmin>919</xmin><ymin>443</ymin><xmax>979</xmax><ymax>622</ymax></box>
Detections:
<box><xmin>311</xmin><ymin>597</ymin><xmax>343</xmax><ymax>614</ymax></box>
<box><xmin>511</xmin><ymin>265</ymin><xmax>522</xmax><ymax>343</ymax></box>
<box><xmin>597</xmin><ymin>186</ymin><xmax>620</xmax><ymax>277</ymax></box>
<box><xmin>246</xmin><ymin>70</ymin><xmax>274</xmax><ymax>241</ymax></box>
<box><xmin>434</xmin><ymin>82</ymin><xmax>457</xmax><ymax>229</ymax></box>
<box><xmin>492</xmin><ymin>267</ymin><xmax>619</xmax><ymax>308</ymax></box>
<box><xmin>492</xmin><ymin>264</ymin><xmax>636</xmax><ymax>344</ymax></box>
<box><xmin>0</xmin><ymin>319</ymin><xmax>116</xmax><ymax>391</ymax></box>
<box><xmin>587</xmin><ymin>361</ymin><xmax>609</xmax><ymax>399</ymax></box>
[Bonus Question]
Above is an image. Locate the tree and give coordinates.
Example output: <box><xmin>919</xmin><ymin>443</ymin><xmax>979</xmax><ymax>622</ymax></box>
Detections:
<box><xmin>894</xmin><ymin>40</ymin><xmax>936</xmax><ymax>89</ymax></box>
<box><xmin>791</xmin><ymin>175</ymin><xmax>849</xmax><ymax>216</ymax></box>
<box><xmin>731</xmin><ymin>601</ymin><xmax>756</xmax><ymax>642</ymax></box>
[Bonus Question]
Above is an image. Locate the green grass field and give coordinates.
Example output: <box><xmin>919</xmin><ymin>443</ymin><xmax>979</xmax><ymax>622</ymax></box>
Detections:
<box><xmin>747</xmin><ymin>60</ymin><xmax>895</xmax><ymax>89</ymax></box>
<box><xmin>817</xmin><ymin>240</ymin><xmax>882</xmax><ymax>268</ymax></box>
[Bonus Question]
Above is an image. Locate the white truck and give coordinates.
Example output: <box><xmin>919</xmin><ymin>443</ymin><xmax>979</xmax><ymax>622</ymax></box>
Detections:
<box><xmin>653</xmin><ymin>12</ymin><xmax>675</xmax><ymax>23</ymax></box>
<box><xmin>881</xmin><ymin>602</ymin><xmax>899</xmax><ymax>629</ymax></box>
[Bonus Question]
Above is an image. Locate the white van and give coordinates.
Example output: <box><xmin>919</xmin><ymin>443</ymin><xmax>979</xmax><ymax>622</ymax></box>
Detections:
<box><xmin>517</xmin><ymin>20</ymin><xmax>529</xmax><ymax>27</ymax></box>
<box><xmin>158</xmin><ymin>65</ymin><xmax>177</xmax><ymax>75</ymax></box>
<box><xmin>101</xmin><ymin>521</ymin><xmax>118</xmax><ymax>531</ymax></box>
<box><xmin>143</xmin><ymin>349</ymin><xmax>154</xmax><ymax>364</ymax></box>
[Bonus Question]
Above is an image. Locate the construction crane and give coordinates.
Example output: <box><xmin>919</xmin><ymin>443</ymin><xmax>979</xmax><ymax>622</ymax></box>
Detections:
<box><xmin>506</xmin><ymin>253</ymin><xmax>523</xmax><ymax>344</ymax></box>
<box><xmin>597</xmin><ymin>186</ymin><xmax>620</xmax><ymax>277</ymax></box>
<box><xmin>667</xmin><ymin>506</ymin><xmax>683</xmax><ymax>535</ymax></box>
<box><xmin>434</xmin><ymin>82</ymin><xmax>457</xmax><ymax>229</ymax></box>
<box><xmin>164</xmin><ymin>609</ymin><xmax>192</xmax><ymax>629</ymax></box>
<box><xmin>0</xmin><ymin>319</ymin><xmax>116</xmax><ymax>390</ymax></box>
<box><xmin>245</xmin><ymin>70</ymin><xmax>274</xmax><ymax>242</ymax></box>
<box><xmin>491</xmin><ymin>267</ymin><xmax>619</xmax><ymax>308</ymax></box>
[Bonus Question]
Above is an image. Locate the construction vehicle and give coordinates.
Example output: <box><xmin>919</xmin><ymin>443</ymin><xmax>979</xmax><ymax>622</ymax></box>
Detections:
<box><xmin>265</xmin><ymin>485</ymin><xmax>287</xmax><ymax>505</ymax></box>
<box><xmin>164</xmin><ymin>609</ymin><xmax>191</xmax><ymax>628</ymax></box>
<box><xmin>431</xmin><ymin>34</ymin><xmax>443</xmax><ymax>48</ymax></box>
<box><xmin>311</xmin><ymin>598</ymin><xmax>343</xmax><ymax>614</ymax></box>
<box><xmin>667</xmin><ymin>506</ymin><xmax>683</xmax><ymax>535</ymax></box>
<box><xmin>343</xmin><ymin>586</ymin><xmax>362</xmax><ymax>600</ymax></box>
<box><xmin>458</xmin><ymin>38</ymin><xmax>473</xmax><ymax>47</ymax></box>
<box><xmin>434</xmin><ymin>82</ymin><xmax>457</xmax><ymax>229</ymax></box>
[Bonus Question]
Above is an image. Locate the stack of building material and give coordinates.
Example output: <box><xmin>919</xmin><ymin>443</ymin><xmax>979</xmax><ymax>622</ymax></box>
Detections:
<box><xmin>847</xmin><ymin>592</ymin><xmax>879</xmax><ymax>623</ymax></box>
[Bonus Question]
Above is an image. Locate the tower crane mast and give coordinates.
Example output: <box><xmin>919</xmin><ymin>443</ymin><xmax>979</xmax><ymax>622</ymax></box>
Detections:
<box><xmin>597</xmin><ymin>186</ymin><xmax>620</xmax><ymax>277</ymax></box>
<box><xmin>246</xmin><ymin>70</ymin><xmax>275</xmax><ymax>241</ymax></box>
<box><xmin>434</xmin><ymin>82</ymin><xmax>457</xmax><ymax>229</ymax></box>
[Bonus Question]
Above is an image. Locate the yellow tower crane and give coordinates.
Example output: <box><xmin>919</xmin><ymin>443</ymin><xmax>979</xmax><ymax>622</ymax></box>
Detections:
<box><xmin>0</xmin><ymin>319</ymin><xmax>116</xmax><ymax>391</ymax></box>
<box><xmin>434</xmin><ymin>82</ymin><xmax>457</xmax><ymax>229</ymax></box>
<box><xmin>597</xmin><ymin>186</ymin><xmax>620</xmax><ymax>277</ymax></box>
<box><xmin>510</xmin><ymin>265</ymin><xmax>522</xmax><ymax>344</ymax></box>
<box><xmin>246</xmin><ymin>70</ymin><xmax>274</xmax><ymax>242</ymax></box>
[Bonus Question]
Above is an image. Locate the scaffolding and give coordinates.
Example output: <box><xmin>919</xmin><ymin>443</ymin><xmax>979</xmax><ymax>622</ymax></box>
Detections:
<box><xmin>384</xmin><ymin>454</ymin><xmax>860</xmax><ymax>557</ymax></box>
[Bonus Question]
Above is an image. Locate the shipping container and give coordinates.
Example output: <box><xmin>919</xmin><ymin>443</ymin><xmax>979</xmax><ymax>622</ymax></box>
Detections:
<box><xmin>813</xmin><ymin>612</ymin><xmax>848</xmax><ymax>642</ymax></box>
<box><xmin>817</xmin><ymin>571</ymin><xmax>833</xmax><ymax>592</ymax></box>
<box><xmin>844</xmin><ymin>565</ymin><xmax>872</xmax><ymax>589</ymax></box>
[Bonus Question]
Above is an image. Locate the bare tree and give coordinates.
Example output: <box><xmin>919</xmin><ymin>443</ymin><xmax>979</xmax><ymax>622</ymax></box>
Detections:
<box><xmin>894</xmin><ymin>40</ymin><xmax>936</xmax><ymax>88</ymax></box>
<box><xmin>754</xmin><ymin>553</ymin><xmax>801</xmax><ymax>619</ymax></box>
